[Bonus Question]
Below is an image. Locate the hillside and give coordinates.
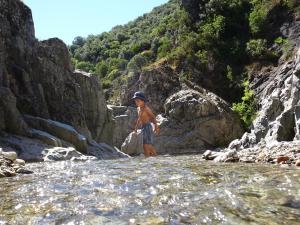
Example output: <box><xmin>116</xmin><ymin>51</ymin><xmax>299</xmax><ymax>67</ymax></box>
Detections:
<box><xmin>69</xmin><ymin>0</ymin><xmax>300</xmax><ymax>128</ymax></box>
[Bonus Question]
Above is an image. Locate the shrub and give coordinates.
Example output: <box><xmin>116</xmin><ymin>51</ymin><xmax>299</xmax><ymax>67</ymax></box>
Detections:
<box><xmin>95</xmin><ymin>61</ymin><xmax>108</xmax><ymax>77</ymax></box>
<box><xmin>101</xmin><ymin>79</ymin><xmax>112</xmax><ymax>89</ymax></box>
<box><xmin>76</xmin><ymin>61</ymin><xmax>95</xmax><ymax>73</ymax></box>
<box><xmin>246</xmin><ymin>39</ymin><xmax>267</xmax><ymax>58</ymax></box>
<box><xmin>226</xmin><ymin>65</ymin><xmax>234</xmax><ymax>82</ymax></box>
<box><xmin>201</xmin><ymin>15</ymin><xmax>226</xmax><ymax>41</ymax></box>
<box><xmin>157</xmin><ymin>37</ymin><xmax>172</xmax><ymax>59</ymax></box>
<box><xmin>275</xmin><ymin>37</ymin><xmax>292</xmax><ymax>59</ymax></box>
<box><xmin>249</xmin><ymin>6</ymin><xmax>268</xmax><ymax>34</ymax></box>
<box><xmin>232</xmin><ymin>80</ymin><xmax>257</xmax><ymax>128</ymax></box>
<box><xmin>127</xmin><ymin>54</ymin><xmax>149</xmax><ymax>72</ymax></box>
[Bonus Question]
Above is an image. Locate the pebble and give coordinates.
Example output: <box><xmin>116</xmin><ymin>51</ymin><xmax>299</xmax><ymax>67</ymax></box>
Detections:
<box><xmin>295</xmin><ymin>159</ymin><xmax>300</xmax><ymax>167</ymax></box>
<box><xmin>14</xmin><ymin>158</ymin><xmax>25</xmax><ymax>166</ymax></box>
<box><xmin>276</xmin><ymin>156</ymin><xmax>289</xmax><ymax>164</ymax></box>
<box><xmin>2</xmin><ymin>151</ymin><xmax>17</xmax><ymax>161</ymax></box>
<box><xmin>16</xmin><ymin>168</ymin><xmax>33</xmax><ymax>174</ymax></box>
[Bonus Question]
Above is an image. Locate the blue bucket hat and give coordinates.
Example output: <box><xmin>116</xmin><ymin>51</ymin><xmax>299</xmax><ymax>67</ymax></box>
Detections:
<box><xmin>132</xmin><ymin>91</ymin><xmax>147</xmax><ymax>102</ymax></box>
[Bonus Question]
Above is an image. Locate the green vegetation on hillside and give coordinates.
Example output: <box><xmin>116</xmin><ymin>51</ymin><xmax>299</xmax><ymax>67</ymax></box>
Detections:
<box><xmin>69</xmin><ymin>0</ymin><xmax>299</xmax><ymax>128</ymax></box>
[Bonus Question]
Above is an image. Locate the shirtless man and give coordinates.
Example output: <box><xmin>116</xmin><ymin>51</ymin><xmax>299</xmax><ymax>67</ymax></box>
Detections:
<box><xmin>132</xmin><ymin>91</ymin><xmax>160</xmax><ymax>157</ymax></box>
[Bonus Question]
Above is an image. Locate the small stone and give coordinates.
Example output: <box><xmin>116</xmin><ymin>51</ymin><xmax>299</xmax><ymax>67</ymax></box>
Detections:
<box><xmin>295</xmin><ymin>159</ymin><xmax>300</xmax><ymax>167</ymax></box>
<box><xmin>276</xmin><ymin>156</ymin><xmax>289</xmax><ymax>164</ymax></box>
<box><xmin>16</xmin><ymin>168</ymin><xmax>33</xmax><ymax>174</ymax></box>
<box><xmin>202</xmin><ymin>150</ymin><xmax>212</xmax><ymax>159</ymax></box>
<box><xmin>14</xmin><ymin>158</ymin><xmax>25</xmax><ymax>166</ymax></box>
<box><xmin>1</xmin><ymin>168</ymin><xmax>16</xmax><ymax>177</ymax></box>
<box><xmin>2</xmin><ymin>151</ymin><xmax>17</xmax><ymax>161</ymax></box>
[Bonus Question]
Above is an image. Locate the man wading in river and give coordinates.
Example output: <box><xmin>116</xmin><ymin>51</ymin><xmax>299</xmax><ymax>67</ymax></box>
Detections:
<box><xmin>132</xmin><ymin>91</ymin><xmax>160</xmax><ymax>157</ymax></box>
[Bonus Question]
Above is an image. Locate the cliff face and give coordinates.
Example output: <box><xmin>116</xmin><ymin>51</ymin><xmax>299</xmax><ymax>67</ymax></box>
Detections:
<box><xmin>0</xmin><ymin>0</ymin><xmax>113</xmax><ymax>144</ymax></box>
<box><xmin>206</xmin><ymin>18</ymin><xmax>300</xmax><ymax>164</ymax></box>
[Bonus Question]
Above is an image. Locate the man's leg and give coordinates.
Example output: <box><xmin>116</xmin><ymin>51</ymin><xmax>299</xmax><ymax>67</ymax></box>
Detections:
<box><xmin>143</xmin><ymin>144</ymin><xmax>151</xmax><ymax>157</ymax></box>
<box><xmin>149</xmin><ymin>145</ymin><xmax>157</xmax><ymax>156</ymax></box>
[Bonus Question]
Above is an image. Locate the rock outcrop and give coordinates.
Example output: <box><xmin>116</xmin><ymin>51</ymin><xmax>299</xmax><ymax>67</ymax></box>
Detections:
<box><xmin>0</xmin><ymin>0</ymin><xmax>129</xmax><ymax>166</ymax></box>
<box><xmin>207</xmin><ymin>19</ymin><xmax>300</xmax><ymax>165</ymax></box>
<box><xmin>121</xmin><ymin>88</ymin><xmax>244</xmax><ymax>155</ymax></box>
<box><xmin>108</xmin><ymin>105</ymin><xmax>138</xmax><ymax>149</ymax></box>
<box><xmin>153</xmin><ymin>89</ymin><xmax>244</xmax><ymax>154</ymax></box>
<box><xmin>120</xmin><ymin>61</ymin><xmax>181</xmax><ymax>114</ymax></box>
<box><xmin>0</xmin><ymin>0</ymin><xmax>114</xmax><ymax>142</ymax></box>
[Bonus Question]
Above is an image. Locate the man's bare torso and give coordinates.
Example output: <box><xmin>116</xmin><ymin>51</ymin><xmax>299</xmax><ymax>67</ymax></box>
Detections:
<box><xmin>137</xmin><ymin>105</ymin><xmax>153</xmax><ymax>126</ymax></box>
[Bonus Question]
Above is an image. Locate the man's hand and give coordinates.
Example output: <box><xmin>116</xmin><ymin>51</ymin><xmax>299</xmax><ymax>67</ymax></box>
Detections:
<box><xmin>154</xmin><ymin>125</ymin><xmax>160</xmax><ymax>135</ymax></box>
<box><xmin>133</xmin><ymin>129</ymin><xmax>137</xmax><ymax>135</ymax></box>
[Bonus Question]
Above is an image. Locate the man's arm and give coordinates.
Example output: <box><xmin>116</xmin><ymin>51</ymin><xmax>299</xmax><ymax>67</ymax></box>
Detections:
<box><xmin>145</xmin><ymin>107</ymin><xmax>160</xmax><ymax>134</ymax></box>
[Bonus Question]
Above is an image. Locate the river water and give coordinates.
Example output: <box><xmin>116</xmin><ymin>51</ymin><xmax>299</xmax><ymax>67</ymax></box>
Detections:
<box><xmin>0</xmin><ymin>155</ymin><xmax>299</xmax><ymax>225</ymax></box>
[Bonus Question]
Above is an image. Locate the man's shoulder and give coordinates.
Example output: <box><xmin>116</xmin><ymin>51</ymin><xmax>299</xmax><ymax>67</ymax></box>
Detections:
<box><xmin>145</xmin><ymin>105</ymin><xmax>153</xmax><ymax>112</ymax></box>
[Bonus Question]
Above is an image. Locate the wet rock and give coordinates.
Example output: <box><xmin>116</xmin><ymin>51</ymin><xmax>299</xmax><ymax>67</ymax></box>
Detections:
<box><xmin>24</xmin><ymin>115</ymin><xmax>88</xmax><ymax>154</ymax></box>
<box><xmin>29</xmin><ymin>128</ymin><xmax>62</xmax><ymax>147</ymax></box>
<box><xmin>295</xmin><ymin>159</ymin><xmax>300</xmax><ymax>167</ymax></box>
<box><xmin>16</xmin><ymin>167</ymin><xmax>33</xmax><ymax>174</ymax></box>
<box><xmin>121</xmin><ymin>130</ymin><xmax>144</xmax><ymax>155</ymax></box>
<box><xmin>43</xmin><ymin>147</ymin><xmax>91</xmax><ymax>161</ymax></box>
<box><xmin>2</xmin><ymin>151</ymin><xmax>17</xmax><ymax>161</ymax></box>
<box><xmin>202</xmin><ymin>150</ymin><xmax>221</xmax><ymax>160</ymax></box>
<box><xmin>214</xmin><ymin>150</ymin><xmax>239</xmax><ymax>163</ymax></box>
<box><xmin>87</xmin><ymin>141</ymin><xmax>130</xmax><ymax>159</ymax></box>
<box><xmin>14</xmin><ymin>158</ymin><xmax>25</xmax><ymax>166</ymax></box>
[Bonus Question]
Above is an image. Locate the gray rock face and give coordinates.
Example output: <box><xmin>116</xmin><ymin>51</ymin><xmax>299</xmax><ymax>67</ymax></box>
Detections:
<box><xmin>120</xmin><ymin>61</ymin><xmax>181</xmax><ymax>114</ymax></box>
<box><xmin>0</xmin><ymin>87</ymin><xmax>28</xmax><ymax>135</ymax></box>
<box><xmin>108</xmin><ymin>105</ymin><xmax>138</xmax><ymax>149</ymax></box>
<box><xmin>0</xmin><ymin>0</ymin><xmax>128</xmax><ymax>163</ymax></box>
<box><xmin>214</xmin><ymin>20</ymin><xmax>300</xmax><ymax>164</ymax></box>
<box><xmin>228</xmin><ymin>47</ymin><xmax>300</xmax><ymax>151</ymax></box>
<box><xmin>0</xmin><ymin>0</ymin><xmax>113</xmax><ymax>144</ymax></box>
<box><xmin>24</xmin><ymin>115</ymin><xmax>88</xmax><ymax>153</ymax></box>
<box><xmin>153</xmin><ymin>89</ymin><xmax>244</xmax><ymax>154</ymax></box>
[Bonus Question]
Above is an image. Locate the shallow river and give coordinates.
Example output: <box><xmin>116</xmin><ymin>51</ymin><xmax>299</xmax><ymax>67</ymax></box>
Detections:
<box><xmin>0</xmin><ymin>155</ymin><xmax>299</xmax><ymax>225</ymax></box>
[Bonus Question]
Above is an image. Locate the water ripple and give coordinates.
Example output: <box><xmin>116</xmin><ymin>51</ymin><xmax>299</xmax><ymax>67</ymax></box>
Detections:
<box><xmin>0</xmin><ymin>155</ymin><xmax>299</xmax><ymax>224</ymax></box>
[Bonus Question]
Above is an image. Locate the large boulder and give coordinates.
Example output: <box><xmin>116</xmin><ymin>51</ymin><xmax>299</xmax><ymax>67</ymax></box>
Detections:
<box><xmin>0</xmin><ymin>0</ymin><xmax>113</xmax><ymax>145</ymax></box>
<box><xmin>108</xmin><ymin>105</ymin><xmax>138</xmax><ymax>148</ymax></box>
<box><xmin>121</xmin><ymin>130</ymin><xmax>144</xmax><ymax>155</ymax></box>
<box><xmin>153</xmin><ymin>89</ymin><xmax>244</xmax><ymax>154</ymax></box>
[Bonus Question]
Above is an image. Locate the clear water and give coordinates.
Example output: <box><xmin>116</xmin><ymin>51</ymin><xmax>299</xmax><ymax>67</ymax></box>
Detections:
<box><xmin>0</xmin><ymin>155</ymin><xmax>299</xmax><ymax>225</ymax></box>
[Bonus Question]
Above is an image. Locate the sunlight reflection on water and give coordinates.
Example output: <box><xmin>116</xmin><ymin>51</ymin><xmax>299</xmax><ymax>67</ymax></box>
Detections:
<box><xmin>0</xmin><ymin>155</ymin><xmax>299</xmax><ymax>224</ymax></box>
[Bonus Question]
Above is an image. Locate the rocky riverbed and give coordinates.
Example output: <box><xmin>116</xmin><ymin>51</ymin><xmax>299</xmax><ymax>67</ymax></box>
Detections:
<box><xmin>0</xmin><ymin>155</ymin><xmax>299</xmax><ymax>224</ymax></box>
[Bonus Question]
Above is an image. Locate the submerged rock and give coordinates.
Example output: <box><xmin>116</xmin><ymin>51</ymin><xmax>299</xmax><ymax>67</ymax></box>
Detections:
<box><xmin>87</xmin><ymin>141</ymin><xmax>130</xmax><ymax>159</ymax></box>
